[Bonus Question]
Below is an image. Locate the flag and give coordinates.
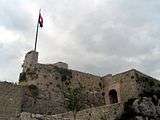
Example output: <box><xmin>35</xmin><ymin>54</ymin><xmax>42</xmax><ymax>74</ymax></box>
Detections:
<box><xmin>38</xmin><ymin>13</ymin><xmax>43</xmax><ymax>27</ymax></box>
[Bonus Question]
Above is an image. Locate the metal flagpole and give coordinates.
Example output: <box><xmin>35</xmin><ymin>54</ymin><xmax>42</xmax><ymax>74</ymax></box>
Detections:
<box><xmin>34</xmin><ymin>9</ymin><xmax>41</xmax><ymax>51</ymax></box>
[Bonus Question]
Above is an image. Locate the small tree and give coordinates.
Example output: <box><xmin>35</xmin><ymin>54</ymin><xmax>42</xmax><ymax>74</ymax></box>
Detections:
<box><xmin>63</xmin><ymin>84</ymin><xmax>87</xmax><ymax>120</ymax></box>
<box><xmin>99</xmin><ymin>112</ymin><xmax>108</xmax><ymax>120</ymax></box>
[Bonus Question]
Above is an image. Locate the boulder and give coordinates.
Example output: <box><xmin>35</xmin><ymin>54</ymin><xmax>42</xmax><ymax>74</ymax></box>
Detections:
<box><xmin>132</xmin><ymin>97</ymin><xmax>156</xmax><ymax>117</ymax></box>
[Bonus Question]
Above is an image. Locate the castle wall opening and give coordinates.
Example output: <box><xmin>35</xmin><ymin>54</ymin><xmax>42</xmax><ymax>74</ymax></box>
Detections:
<box><xmin>109</xmin><ymin>89</ymin><xmax>118</xmax><ymax>104</ymax></box>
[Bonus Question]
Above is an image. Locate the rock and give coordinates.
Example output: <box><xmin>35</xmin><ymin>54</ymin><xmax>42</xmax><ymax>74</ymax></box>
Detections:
<box><xmin>33</xmin><ymin>113</ymin><xmax>45</xmax><ymax>119</ymax></box>
<box><xmin>156</xmin><ymin>106</ymin><xmax>160</xmax><ymax>116</ymax></box>
<box><xmin>132</xmin><ymin>97</ymin><xmax>156</xmax><ymax>117</ymax></box>
<box><xmin>135</xmin><ymin>116</ymin><xmax>144</xmax><ymax>120</ymax></box>
<box><xmin>152</xmin><ymin>95</ymin><xmax>159</xmax><ymax>105</ymax></box>
<box><xmin>156</xmin><ymin>100</ymin><xmax>160</xmax><ymax>116</ymax></box>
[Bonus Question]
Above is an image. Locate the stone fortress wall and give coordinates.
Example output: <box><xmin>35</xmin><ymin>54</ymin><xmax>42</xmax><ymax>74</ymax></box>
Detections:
<box><xmin>0</xmin><ymin>82</ymin><xmax>22</xmax><ymax>120</ymax></box>
<box><xmin>18</xmin><ymin>51</ymin><xmax>160</xmax><ymax>116</ymax></box>
<box><xmin>106</xmin><ymin>69</ymin><xmax>139</xmax><ymax>104</ymax></box>
<box><xmin>20</xmin><ymin>63</ymin><xmax>68</xmax><ymax>115</ymax></box>
<box><xmin>0</xmin><ymin>50</ymin><xmax>160</xmax><ymax>120</ymax></box>
<box><xmin>20</xmin><ymin>63</ymin><xmax>104</xmax><ymax>114</ymax></box>
<box><xmin>20</xmin><ymin>103</ymin><xmax>124</xmax><ymax>120</ymax></box>
<box><xmin>19</xmin><ymin>51</ymin><xmax>105</xmax><ymax>114</ymax></box>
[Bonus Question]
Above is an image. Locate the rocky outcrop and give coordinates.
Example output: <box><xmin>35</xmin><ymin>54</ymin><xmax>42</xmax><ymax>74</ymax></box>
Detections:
<box><xmin>117</xmin><ymin>96</ymin><xmax>160</xmax><ymax>120</ymax></box>
<box><xmin>133</xmin><ymin>97</ymin><xmax>156</xmax><ymax>118</ymax></box>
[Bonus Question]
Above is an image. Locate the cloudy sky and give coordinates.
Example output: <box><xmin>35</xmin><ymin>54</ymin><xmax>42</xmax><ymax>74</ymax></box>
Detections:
<box><xmin>0</xmin><ymin>0</ymin><xmax>160</xmax><ymax>82</ymax></box>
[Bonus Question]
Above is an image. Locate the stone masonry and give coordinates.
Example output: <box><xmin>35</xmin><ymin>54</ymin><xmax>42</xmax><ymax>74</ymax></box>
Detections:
<box><xmin>0</xmin><ymin>50</ymin><xmax>160</xmax><ymax>120</ymax></box>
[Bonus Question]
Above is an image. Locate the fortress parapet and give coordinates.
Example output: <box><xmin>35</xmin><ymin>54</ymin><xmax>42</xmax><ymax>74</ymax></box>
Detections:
<box><xmin>22</xmin><ymin>51</ymin><xmax>68</xmax><ymax>71</ymax></box>
<box><xmin>53</xmin><ymin>62</ymin><xmax>68</xmax><ymax>69</ymax></box>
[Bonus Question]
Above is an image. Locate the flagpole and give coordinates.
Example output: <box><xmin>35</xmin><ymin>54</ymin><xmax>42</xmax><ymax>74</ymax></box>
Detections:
<box><xmin>34</xmin><ymin>9</ymin><xmax>41</xmax><ymax>51</ymax></box>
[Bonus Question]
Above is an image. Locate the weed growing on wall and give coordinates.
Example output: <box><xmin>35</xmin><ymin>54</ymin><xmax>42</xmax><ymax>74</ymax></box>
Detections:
<box><xmin>62</xmin><ymin>83</ymin><xmax>87</xmax><ymax>120</ymax></box>
<box><xmin>99</xmin><ymin>112</ymin><xmax>108</xmax><ymax>120</ymax></box>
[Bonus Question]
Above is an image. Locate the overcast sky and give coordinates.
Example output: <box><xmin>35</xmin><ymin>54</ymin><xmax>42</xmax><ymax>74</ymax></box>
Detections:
<box><xmin>0</xmin><ymin>0</ymin><xmax>160</xmax><ymax>82</ymax></box>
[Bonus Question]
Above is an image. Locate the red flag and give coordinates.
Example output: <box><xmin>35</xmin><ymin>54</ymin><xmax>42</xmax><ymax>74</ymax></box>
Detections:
<box><xmin>38</xmin><ymin>13</ymin><xmax>43</xmax><ymax>27</ymax></box>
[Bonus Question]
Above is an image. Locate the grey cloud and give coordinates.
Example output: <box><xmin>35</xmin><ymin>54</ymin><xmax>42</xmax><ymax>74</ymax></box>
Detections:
<box><xmin>0</xmin><ymin>3</ymin><xmax>29</xmax><ymax>30</ymax></box>
<box><xmin>58</xmin><ymin>0</ymin><xmax>160</xmax><ymax>78</ymax></box>
<box><xmin>0</xmin><ymin>0</ymin><xmax>160</xmax><ymax>82</ymax></box>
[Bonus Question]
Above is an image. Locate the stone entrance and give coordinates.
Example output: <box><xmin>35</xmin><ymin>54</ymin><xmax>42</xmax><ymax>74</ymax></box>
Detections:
<box><xmin>109</xmin><ymin>89</ymin><xmax>118</xmax><ymax>104</ymax></box>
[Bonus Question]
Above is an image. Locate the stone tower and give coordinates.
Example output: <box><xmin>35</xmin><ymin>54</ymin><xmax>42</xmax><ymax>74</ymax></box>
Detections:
<box><xmin>22</xmin><ymin>50</ymin><xmax>38</xmax><ymax>72</ymax></box>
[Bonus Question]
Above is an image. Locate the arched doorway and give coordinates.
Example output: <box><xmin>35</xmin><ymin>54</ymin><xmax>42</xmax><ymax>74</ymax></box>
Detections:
<box><xmin>109</xmin><ymin>89</ymin><xmax>118</xmax><ymax>104</ymax></box>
